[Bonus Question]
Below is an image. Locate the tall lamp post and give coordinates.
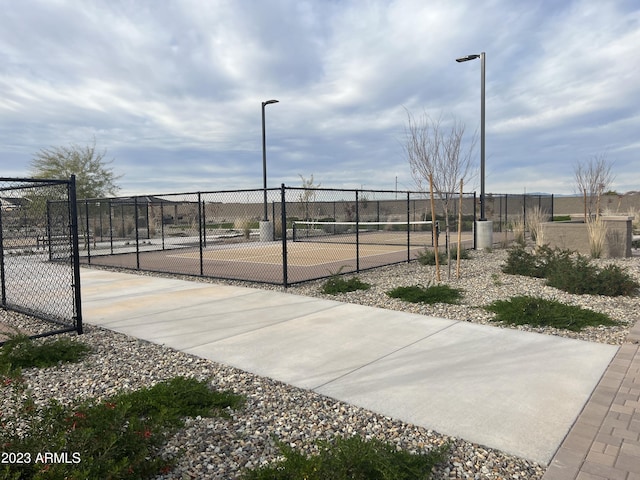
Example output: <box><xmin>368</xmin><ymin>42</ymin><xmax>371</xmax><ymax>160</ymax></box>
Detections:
<box><xmin>260</xmin><ymin>99</ymin><xmax>278</xmax><ymax>240</ymax></box>
<box><xmin>456</xmin><ymin>52</ymin><xmax>492</xmax><ymax>249</ymax></box>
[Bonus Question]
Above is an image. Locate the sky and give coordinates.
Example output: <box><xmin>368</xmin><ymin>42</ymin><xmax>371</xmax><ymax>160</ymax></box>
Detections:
<box><xmin>1</xmin><ymin>0</ymin><xmax>639</xmax><ymax>197</ymax></box>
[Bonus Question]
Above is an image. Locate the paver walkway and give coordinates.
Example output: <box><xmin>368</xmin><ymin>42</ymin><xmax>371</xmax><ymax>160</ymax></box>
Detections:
<box><xmin>543</xmin><ymin>320</ymin><xmax>640</xmax><ymax>480</ymax></box>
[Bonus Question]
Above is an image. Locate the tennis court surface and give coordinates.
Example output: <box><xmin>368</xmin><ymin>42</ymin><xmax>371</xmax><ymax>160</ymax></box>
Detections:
<box><xmin>82</xmin><ymin>239</ymin><xmax>441</xmax><ymax>284</ymax></box>
<box><xmin>81</xmin><ymin>228</ymin><xmax>474</xmax><ymax>285</ymax></box>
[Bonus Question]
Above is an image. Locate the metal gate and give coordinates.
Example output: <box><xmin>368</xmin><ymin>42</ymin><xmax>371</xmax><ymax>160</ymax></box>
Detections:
<box><xmin>0</xmin><ymin>176</ymin><xmax>82</xmax><ymax>340</ymax></box>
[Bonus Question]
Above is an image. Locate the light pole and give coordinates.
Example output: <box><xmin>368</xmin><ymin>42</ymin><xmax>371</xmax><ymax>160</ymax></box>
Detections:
<box><xmin>261</xmin><ymin>99</ymin><xmax>279</xmax><ymax>222</ymax></box>
<box><xmin>456</xmin><ymin>52</ymin><xmax>492</xmax><ymax>248</ymax></box>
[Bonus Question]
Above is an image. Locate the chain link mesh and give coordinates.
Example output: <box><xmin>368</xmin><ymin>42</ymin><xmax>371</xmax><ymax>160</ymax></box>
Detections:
<box><xmin>78</xmin><ymin>186</ymin><xmax>483</xmax><ymax>286</ymax></box>
<box><xmin>1</xmin><ymin>178</ymin><xmax>81</xmax><ymax>337</ymax></box>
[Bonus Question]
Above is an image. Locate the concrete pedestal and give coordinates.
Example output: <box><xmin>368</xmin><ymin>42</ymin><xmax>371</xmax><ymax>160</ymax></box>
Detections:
<box><xmin>259</xmin><ymin>221</ymin><xmax>273</xmax><ymax>242</ymax></box>
<box><xmin>475</xmin><ymin>220</ymin><xmax>493</xmax><ymax>250</ymax></box>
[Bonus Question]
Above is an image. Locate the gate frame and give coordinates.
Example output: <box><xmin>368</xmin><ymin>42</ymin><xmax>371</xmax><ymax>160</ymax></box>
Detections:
<box><xmin>0</xmin><ymin>175</ymin><xmax>83</xmax><ymax>342</ymax></box>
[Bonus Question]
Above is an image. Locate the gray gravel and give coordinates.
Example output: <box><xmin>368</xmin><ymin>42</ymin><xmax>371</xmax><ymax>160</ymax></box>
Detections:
<box><xmin>3</xmin><ymin>249</ymin><xmax>639</xmax><ymax>479</ymax></box>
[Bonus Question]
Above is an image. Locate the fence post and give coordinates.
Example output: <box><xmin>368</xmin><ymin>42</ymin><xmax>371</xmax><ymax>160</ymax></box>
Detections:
<box><xmin>84</xmin><ymin>200</ymin><xmax>91</xmax><ymax>259</ymax></box>
<box><xmin>281</xmin><ymin>184</ymin><xmax>288</xmax><ymax>287</ymax></box>
<box><xmin>134</xmin><ymin>197</ymin><xmax>140</xmax><ymax>270</ymax></box>
<box><xmin>69</xmin><ymin>175</ymin><xmax>83</xmax><ymax>335</ymax></box>
<box><xmin>406</xmin><ymin>192</ymin><xmax>411</xmax><ymax>262</ymax></box>
<box><xmin>160</xmin><ymin>202</ymin><xmax>165</xmax><ymax>249</ymax></box>
<box><xmin>108</xmin><ymin>200</ymin><xmax>114</xmax><ymax>254</ymax></box>
<box><xmin>46</xmin><ymin>200</ymin><xmax>53</xmax><ymax>261</ymax></box>
<box><xmin>0</xmin><ymin>197</ymin><xmax>5</xmax><ymax>307</ymax></box>
<box><xmin>201</xmin><ymin>198</ymin><xmax>206</xmax><ymax>249</ymax></box>
<box><xmin>473</xmin><ymin>192</ymin><xmax>477</xmax><ymax>249</ymax></box>
<box><xmin>198</xmin><ymin>193</ymin><xmax>204</xmax><ymax>276</ymax></box>
<box><xmin>355</xmin><ymin>190</ymin><xmax>360</xmax><ymax>272</ymax></box>
<box><xmin>504</xmin><ymin>194</ymin><xmax>508</xmax><ymax>234</ymax></box>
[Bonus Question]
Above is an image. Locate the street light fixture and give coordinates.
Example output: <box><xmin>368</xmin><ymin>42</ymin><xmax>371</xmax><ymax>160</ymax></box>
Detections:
<box><xmin>457</xmin><ymin>51</ymin><xmax>492</xmax><ymax>250</ymax></box>
<box><xmin>261</xmin><ymin>99</ymin><xmax>279</xmax><ymax>222</ymax></box>
<box><xmin>456</xmin><ymin>52</ymin><xmax>486</xmax><ymax>222</ymax></box>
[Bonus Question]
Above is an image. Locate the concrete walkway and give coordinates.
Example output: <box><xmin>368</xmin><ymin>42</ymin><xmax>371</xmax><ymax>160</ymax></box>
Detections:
<box><xmin>80</xmin><ymin>268</ymin><xmax>618</xmax><ymax>466</ymax></box>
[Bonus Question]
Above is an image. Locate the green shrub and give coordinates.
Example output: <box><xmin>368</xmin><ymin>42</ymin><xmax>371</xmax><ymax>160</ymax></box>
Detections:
<box><xmin>1</xmin><ymin>376</ymin><xmax>244</xmax><ymax>479</ymax></box>
<box><xmin>485</xmin><ymin>296</ymin><xmax>618</xmax><ymax>331</ymax></box>
<box><xmin>322</xmin><ymin>276</ymin><xmax>371</xmax><ymax>294</ymax></box>
<box><xmin>387</xmin><ymin>284</ymin><xmax>462</xmax><ymax>304</ymax></box>
<box><xmin>242</xmin><ymin>434</ymin><xmax>450</xmax><ymax>480</ymax></box>
<box><xmin>1</xmin><ymin>335</ymin><xmax>92</xmax><ymax>377</ymax></box>
<box><xmin>502</xmin><ymin>245</ymin><xmax>639</xmax><ymax>297</ymax></box>
<box><xmin>416</xmin><ymin>249</ymin><xmax>446</xmax><ymax>265</ymax></box>
<box><xmin>416</xmin><ymin>248</ymin><xmax>469</xmax><ymax>266</ymax></box>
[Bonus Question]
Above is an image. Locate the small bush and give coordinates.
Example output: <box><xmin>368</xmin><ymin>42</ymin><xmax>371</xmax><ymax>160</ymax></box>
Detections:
<box><xmin>242</xmin><ymin>434</ymin><xmax>450</xmax><ymax>480</ymax></box>
<box><xmin>1</xmin><ymin>335</ymin><xmax>91</xmax><ymax>375</ymax></box>
<box><xmin>416</xmin><ymin>249</ymin><xmax>446</xmax><ymax>266</ymax></box>
<box><xmin>501</xmin><ymin>245</ymin><xmax>547</xmax><ymax>277</ymax></box>
<box><xmin>502</xmin><ymin>245</ymin><xmax>639</xmax><ymax>297</ymax></box>
<box><xmin>485</xmin><ymin>296</ymin><xmax>618</xmax><ymax>331</ymax></box>
<box><xmin>387</xmin><ymin>284</ymin><xmax>462</xmax><ymax>304</ymax></box>
<box><xmin>416</xmin><ymin>248</ymin><xmax>469</xmax><ymax>265</ymax></box>
<box><xmin>322</xmin><ymin>276</ymin><xmax>371</xmax><ymax>294</ymax></box>
<box><xmin>1</xmin><ymin>376</ymin><xmax>244</xmax><ymax>479</ymax></box>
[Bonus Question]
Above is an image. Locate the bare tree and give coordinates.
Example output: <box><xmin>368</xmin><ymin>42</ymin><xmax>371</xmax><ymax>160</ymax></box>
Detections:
<box><xmin>574</xmin><ymin>153</ymin><xmax>615</xmax><ymax>219</ymax></box>
<box><xmin>404</xmin><ymin>110</ymin><xmax>477</xmax><ymax>276</ymax></box>
<box><xmin>298</xmin><ymin>174</ymin><xmax>321</xmax><ymax>221</ymax></box>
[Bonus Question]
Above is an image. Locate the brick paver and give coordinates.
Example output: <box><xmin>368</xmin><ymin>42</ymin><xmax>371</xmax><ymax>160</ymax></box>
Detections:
<box><xmin>543</xmin><ymin>319</ymin><xmax>640</xmax><ymax>480</ymax></box>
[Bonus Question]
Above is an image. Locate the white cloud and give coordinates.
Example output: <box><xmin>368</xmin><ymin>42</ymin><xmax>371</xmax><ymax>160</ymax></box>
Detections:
<box><xmin>0</xmin><ymin>0</ymin><xmax>638</xmax><ymax>195</ymax></box>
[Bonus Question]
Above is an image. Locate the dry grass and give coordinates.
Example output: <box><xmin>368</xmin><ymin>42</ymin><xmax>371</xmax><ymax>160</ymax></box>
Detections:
<box><xmin>586</xmin><ymin>216</ymin><xmax>607</xmax><ymax>258</ymax></box>
<box><xmin>527</xmin><ymin>206</ymin><xmax>549</xmax><ymax>249</ymax></box>
<box><xmin>509</xmin><ymin>214</ymin><xmax>526</xmax><ymax>245</ymax></box>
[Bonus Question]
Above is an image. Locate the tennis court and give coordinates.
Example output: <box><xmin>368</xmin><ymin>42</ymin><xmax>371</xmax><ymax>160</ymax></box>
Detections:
<box><xmin>169</xmin><ymin>241</ymin><xmax>409</xmax><ymax>266</ymax></box>
<box><xmin>84</xmin><ymin>229</ymin><xmax>473</xmax><ymax>285</ymax></box>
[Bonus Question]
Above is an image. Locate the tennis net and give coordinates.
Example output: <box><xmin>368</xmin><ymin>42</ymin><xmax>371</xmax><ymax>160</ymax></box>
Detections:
<box><xmin>291</xmin><ymin>220</ymin><xmax>436</xmax><ymax>246</ymax></box>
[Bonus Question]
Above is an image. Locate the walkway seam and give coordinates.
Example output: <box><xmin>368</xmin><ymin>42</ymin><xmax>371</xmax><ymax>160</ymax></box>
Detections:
<box><xmin>311</xmin><ymin>321</ymin><xmax>459</xmax><ymax>390</ymax></box>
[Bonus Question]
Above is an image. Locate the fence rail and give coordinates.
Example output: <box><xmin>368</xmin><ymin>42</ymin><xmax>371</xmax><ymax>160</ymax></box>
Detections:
<box><xmin>0</xmin><ymin>176</ymin><xmax>82</xmax><ymax>341</ymax></box>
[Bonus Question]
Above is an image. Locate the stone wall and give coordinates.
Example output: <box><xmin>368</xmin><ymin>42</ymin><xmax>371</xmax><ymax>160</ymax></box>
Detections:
<box><xmin>540</xmin><ymin>216</ymin><xmax>633</xmax><ymax>258</ymax></box>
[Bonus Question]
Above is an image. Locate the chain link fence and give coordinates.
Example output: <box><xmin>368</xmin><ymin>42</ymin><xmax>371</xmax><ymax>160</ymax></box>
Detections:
<box><xmin>486</xmin><ymin>193</ymin><xmax>555</xmax><ymax>233</ymax></box>
<box><xmin>78</xmin><ymin>186</ymin><xmax>478</xmax><ymax>286</ymax></box>
<box><xmin>1</xmin><ymin>177</ymin><xmax>82</xmax><ymax>341</ymax></box>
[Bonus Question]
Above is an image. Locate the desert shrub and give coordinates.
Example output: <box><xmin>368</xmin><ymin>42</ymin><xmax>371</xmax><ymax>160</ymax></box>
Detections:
<box><xmin>508</xmin><ymin>215</ymin><xmax>526</xmax><ymax>246</ymax></box>
<box><xmin>1</xmin><ymin>335</ymin><xmax>91</xmax><ymax>375</ymax></box>
<box><xmin>416</xmin><ymin>248</ymin><xmax>469</xmax><ymax>266</ymax></box>
<box><xmin>387</xmin><ymin>284</ymin><xmax>462</xmax><ymax>304</ymax></box>
<box><xmin>544</xmin><ymin>253</ymin><xmax>599</xmax><ymax>294</ymax></box>
<box><xmin>527</xmin><ymin>206</ymin><xmax>548</xmax><ymax>247</ymax></box>
<box><xmin>502</xmin><ymin>245</ymin><xmax>639</xmax><ymax>296</ymax></box>
<box><xmin>234</xmin><ymin>218</ymin><xmax>253</xmax><ymax>239</ymax></box>
<box><xmin>243</xmin><ymin>434</ymin><xmax>450</xmax><ymax>480</ymax></box>
<box><xmin>586</xmin><ymin>216</ymin><xmax>607</xmax><ymax>258</ymax></box>
<box><xmin>322</xmin><ymin>275</ymin><xmax>371</xmax><ymax>294</ymax></box>
<box><xmin>585</xmin><ymin>264</ymin><xmax>638</xmax><ymax>296</ymax></box>
<box><xmin>485</xmin><ymin>296</ymin><xmax>618</xmax><ymax>331</ymax></box>
<box><xmin>501</xmin><ymin>245</ymin><xmax>546</xmax><ymax>277</ymax></box>
<box><xmin>1</xmin><ymin>376</ymin><xmax>243</xmax><ymax>479</ymax></box>
<box><xmin>416</xmin><ymin>249</ymin><xmax>447</xmax><ymax>266</ymax></box>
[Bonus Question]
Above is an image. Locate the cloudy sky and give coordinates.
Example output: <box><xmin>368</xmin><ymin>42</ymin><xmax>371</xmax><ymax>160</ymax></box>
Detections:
<box><xmin>1</xmin><ymin>0</ymin><xmax>638</xmax><ymax>197</ymax></box>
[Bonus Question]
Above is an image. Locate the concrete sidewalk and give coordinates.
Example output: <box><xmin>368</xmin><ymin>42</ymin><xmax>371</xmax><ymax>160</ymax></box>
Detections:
<box><xmin>80</xmin><ymin>268</ymin><xmax>618</xmax><ymax>466</ymax></box>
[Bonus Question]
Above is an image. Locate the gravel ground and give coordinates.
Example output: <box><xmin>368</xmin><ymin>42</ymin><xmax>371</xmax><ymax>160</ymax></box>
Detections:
<box><xmin>2</xmin><ymin>248</ymin><xmax>639</xmax><ymax>479</ymax></box>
